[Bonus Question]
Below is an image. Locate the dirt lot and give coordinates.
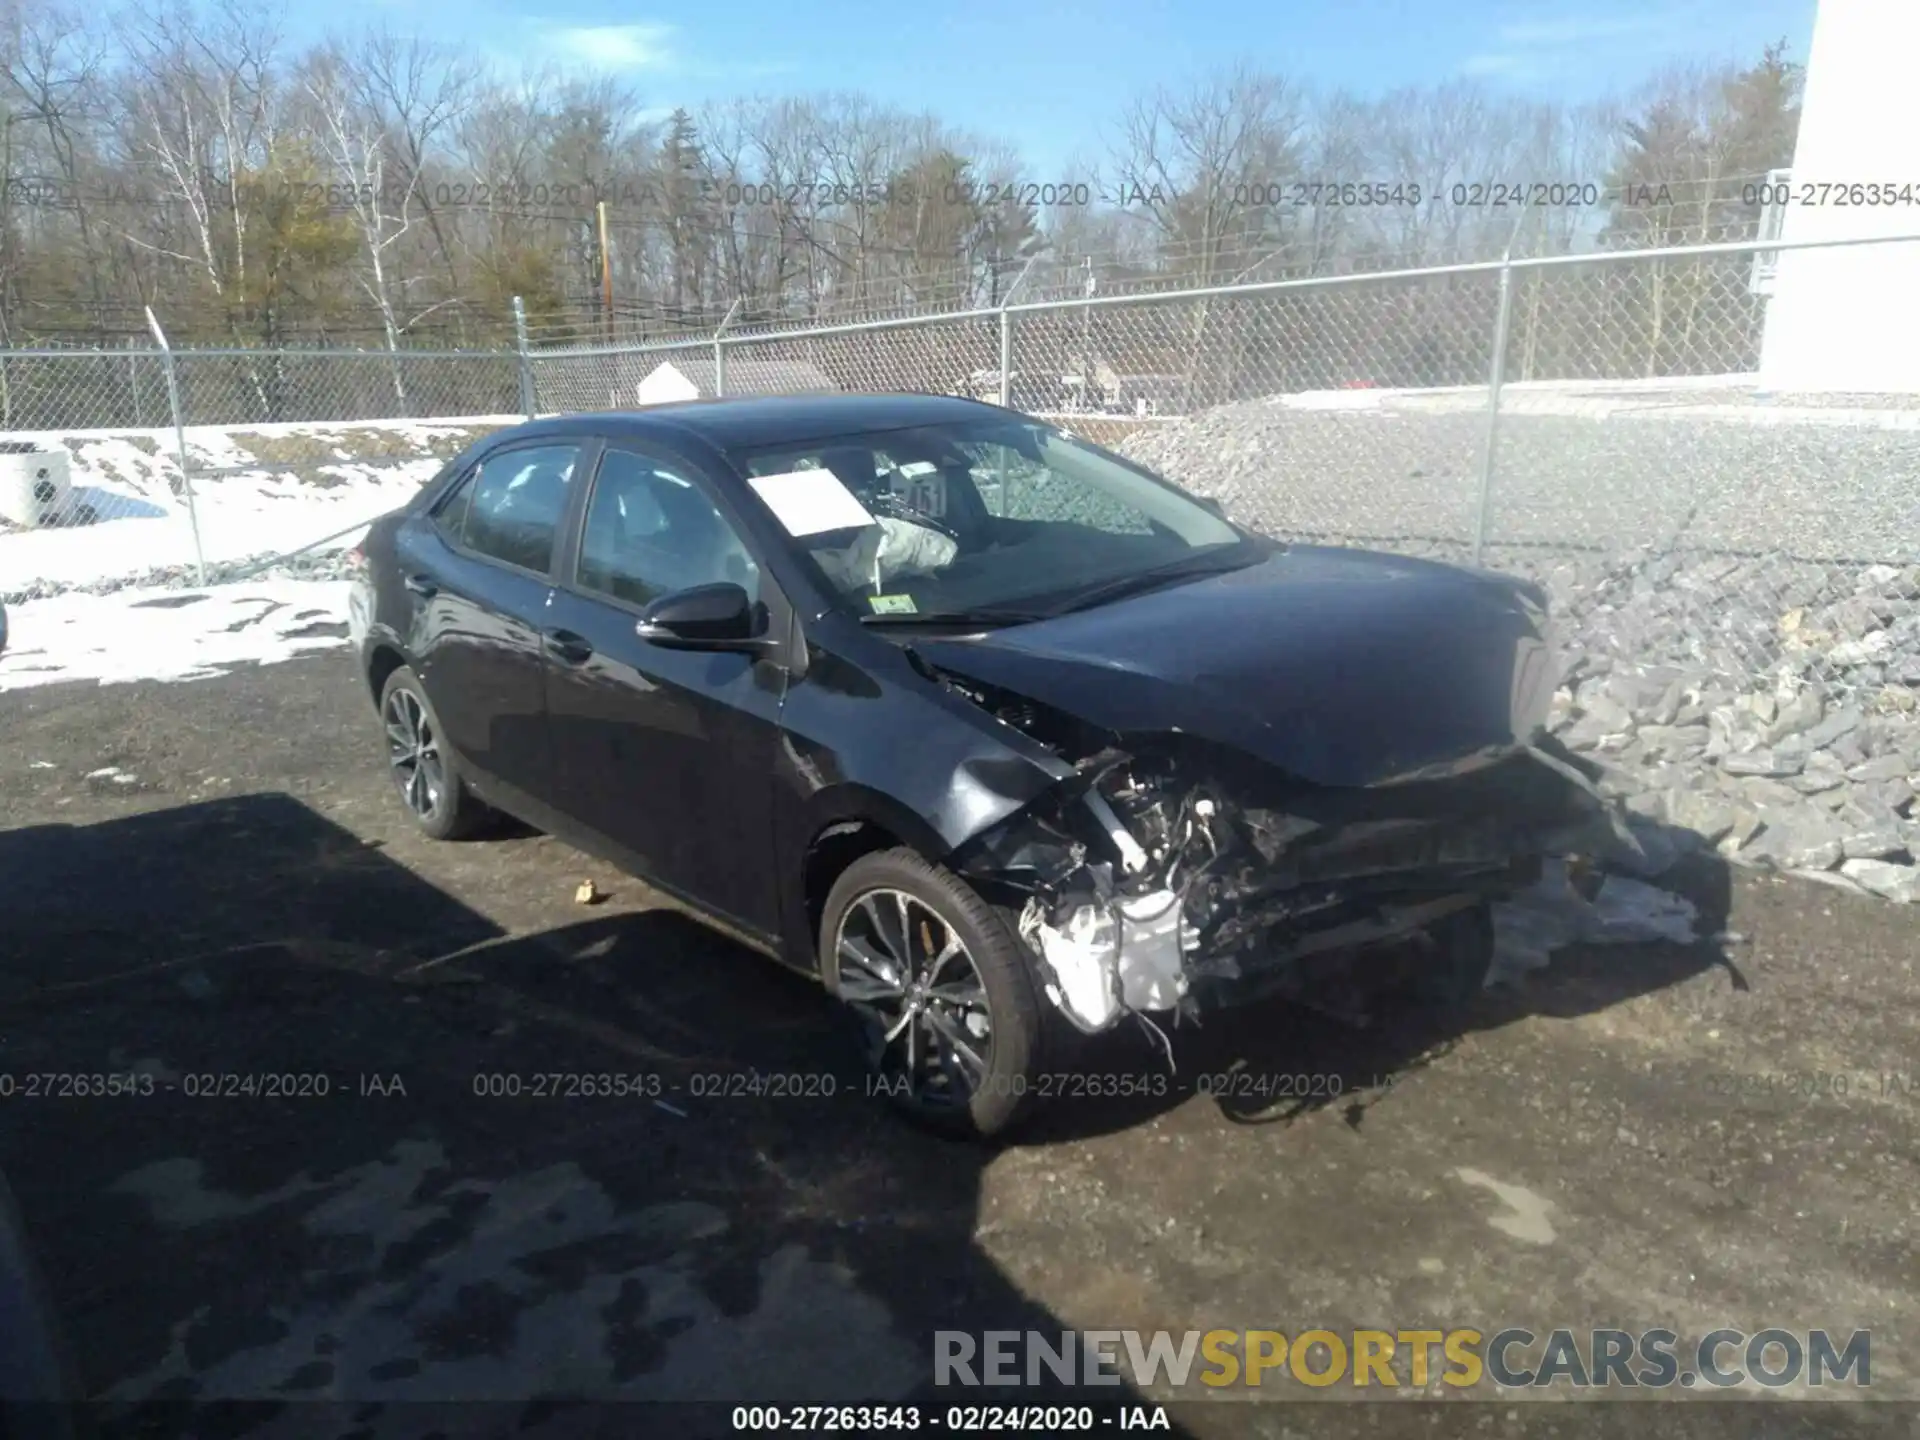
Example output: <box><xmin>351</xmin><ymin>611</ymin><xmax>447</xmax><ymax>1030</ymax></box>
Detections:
<box><xmin>1</xmin><ymin>651</ymin><xmax>1917</xmax><ymax>1439</ymax></box>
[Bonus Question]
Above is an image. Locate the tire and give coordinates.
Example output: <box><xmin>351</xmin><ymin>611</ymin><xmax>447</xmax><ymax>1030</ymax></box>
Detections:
<box><xmin>820</xmin><ymin>847</ymin><xmax>1047</xmax><ymax>1141</ymax></box>
<box><xmin>377</xmin><ymin>665</ymin><xmax>488</xmax><ymax>841</ymax></box>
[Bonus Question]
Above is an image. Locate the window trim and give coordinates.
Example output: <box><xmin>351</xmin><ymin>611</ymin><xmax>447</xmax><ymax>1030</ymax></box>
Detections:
<box><xmin>431</xmin><ymin>437</ymin><xmax>595</xmax><ymax>582</ymax></box>
<box><xmin>560</xmin><ymin>440</ymin><xmax>772</xmax><ymax>621</ymax></box>
<box><xmin>428</xmin><ymin>461</ymin><xmax>479</xmax><ymax>540</ymax></box>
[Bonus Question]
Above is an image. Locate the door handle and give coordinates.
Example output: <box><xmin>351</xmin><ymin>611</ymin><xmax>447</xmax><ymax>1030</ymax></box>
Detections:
<box><xmin>542</xmin><ymin>629</ymin><xmax>594</xmax><ymax>664</ymax></box>
<box><xmin>403</xmin><ymin>573</ymin><xmax>438</xmax><ymax>599</ymax></box>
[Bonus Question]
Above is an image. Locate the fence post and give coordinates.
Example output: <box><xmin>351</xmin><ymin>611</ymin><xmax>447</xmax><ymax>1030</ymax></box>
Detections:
<box><xmin>1471</xmin><ymin>260</ymin><xmax>1515</xmax><ymax>569</ymax></box>
<box><xmin>713</xmin><ymin>298</ymin><xmax>741</xmax><ymax>398</ymax></box>
<box><xmin>512</xmin><ymin>296</ymin><xmax>535</xmax><ymax>420</ymax></box>
<box><xmin>998</xmin><ymin>308</ymin><xmax>1014</xmax><ymax>408</ymax></box>
<box><xmin>145</xmin><ymin>308</ymin><xmax>207</xmax><ymax>587</ymax></box>
<box><xmin>997</xmin><ymin>256</ymin><xmax>1038</xmax><ymax>410</ymax></box>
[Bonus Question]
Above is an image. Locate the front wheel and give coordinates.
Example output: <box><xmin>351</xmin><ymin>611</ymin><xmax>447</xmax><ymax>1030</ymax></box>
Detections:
<box><xmin>820</xmin><ymin>848</ymin><xmax>1047</xmax><ymax>1141</ymax></box>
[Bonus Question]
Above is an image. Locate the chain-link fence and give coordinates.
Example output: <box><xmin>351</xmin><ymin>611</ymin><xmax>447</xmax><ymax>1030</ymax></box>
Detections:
<box><xmin>0</xmin><ymin>310</ymin><xmax>532</xmax><ymax>604</ymax></box>
<box><xmin>5</xmin><ymin>234</ymin><xmax>1920</xmax><ymax>730</ymax></box>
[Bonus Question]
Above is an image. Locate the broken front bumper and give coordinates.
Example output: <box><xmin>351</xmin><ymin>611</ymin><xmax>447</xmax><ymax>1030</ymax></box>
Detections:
<box><xmin>956</xmin><ymin>740</ymin><xmax>1627</xmax><ymax>1036</ymax></box>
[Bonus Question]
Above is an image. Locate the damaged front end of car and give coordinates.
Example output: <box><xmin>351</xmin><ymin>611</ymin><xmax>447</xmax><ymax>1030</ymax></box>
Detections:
<box><xmin>937</xmin><ymin>671</ymin><xmax>1631</xmax><ymax>1038</ymax></box>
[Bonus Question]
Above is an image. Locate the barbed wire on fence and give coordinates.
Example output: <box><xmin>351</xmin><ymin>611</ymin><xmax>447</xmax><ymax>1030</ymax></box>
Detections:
<box><xmin>1</xmin><ymin>164</ymin><xmax>1802</xmax><ymax>353</ymax></box>
<box><xmin>6</xmin><ymin>229</ymin><xmax>1920</xmax><ymax>737</ymax></box>
<box><xmin>1</xmin><ymin>230</ymin><xmax>1899</xmax><ymax>431</ymax></box>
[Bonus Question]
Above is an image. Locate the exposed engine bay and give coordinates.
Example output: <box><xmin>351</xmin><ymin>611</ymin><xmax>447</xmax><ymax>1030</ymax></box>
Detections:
<box><xmin>938</xmin><ymin>668</ymin><xmax>1631</xmax><ymax>1037</ymax></box>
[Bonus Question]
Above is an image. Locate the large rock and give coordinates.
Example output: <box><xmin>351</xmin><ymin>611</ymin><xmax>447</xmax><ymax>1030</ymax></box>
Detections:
<box><xmin>1788</xmin><ymin>769</ymin><xmax>1848</xmax><ymax>796</ymax></box>
<box><xmin>1869</xmin><ymin>776</ymin><xmax>1915</xmax><ymax>813</ymax></box>
<box><xmin>1839</xmin><ymin>859</ymin><xmax>1920</xmax><ymax>902</ymax></box>
<box><xmin>1716</xmin><ymin>808</ymin><xmax>1766</xmax><ymax>856</ymax></box>
<box><xmin>1749</xmin><ymin>827</ymin><xmax>1845</xmax><ymax>871</ymax></box>
<box><xmin>1118</xmin><ymin>405</ymin><xmax>1920</xmax><ymax>904</ymax></box>
<box><xmin>1767</xmin><ymin>690</ymin><xmax>1825</xmax><ymax>742</ymax></box>
<box><xmin>1576</xmin><ymin>692</ymin><xmax>1635</xmax><ymax>732</ymax></box>
<box><xmin>1664</xmin><ymin>788</ymin><xmax>1741</xmax><ymax>845</ymax></box>
<box><xmin>1803</xmin><ymin>706</ymin><xmax>1863</xmax><ymax>750</ymax></box>
<box><xmin>1722</xmin><ymin>748</ymin><xmax>1804</xmax><ymax>778</ymax></box>
<box><xmin>1637</xmin><ymin>724</ymin><xmax>1710</xmax><ymax>761</ymax></box>
<box><xmin>1847</xmin><ymin>753</ymin><xmax>1914</xmax><ymax>784</ymax></box>
<box><xmin>1829</xmin><ymin>632</ymin><xmax>1894</xmax><ymax>667</ymax></box>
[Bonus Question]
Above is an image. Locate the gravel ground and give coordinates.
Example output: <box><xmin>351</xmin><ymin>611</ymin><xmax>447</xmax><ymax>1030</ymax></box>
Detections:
<box><xmin>1</xmin><ymin>654</ymin><xmax>1917</xmax><ymax>1438</ymax></box>
<box><xmin>1122</xmin><ymin>401</ymin><xmax>1920</xmax><ymax>563</ymax></box>
<box><xmin>1124</xmin><ymin>399</ymin><xmax>1920</xmax><ymax>907</ymax></box>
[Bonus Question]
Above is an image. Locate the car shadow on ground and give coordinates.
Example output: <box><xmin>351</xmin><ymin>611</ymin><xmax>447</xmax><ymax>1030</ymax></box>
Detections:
<box><xmin>1013</xmin><ymin>831</ymin><xmax>1742</xmax><ymax>1144</ymax></box>
<box><xmin>0</xmin><ymin>794</ymin><xmax>1198</xmax><ymax>1440</ymax></box>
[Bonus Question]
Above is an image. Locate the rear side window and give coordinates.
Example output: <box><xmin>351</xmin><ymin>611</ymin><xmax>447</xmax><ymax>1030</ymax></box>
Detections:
<box><xmin>438</xmin><ymin>443</ymin><xmax>580</xmax><ymax>573</ymax></box>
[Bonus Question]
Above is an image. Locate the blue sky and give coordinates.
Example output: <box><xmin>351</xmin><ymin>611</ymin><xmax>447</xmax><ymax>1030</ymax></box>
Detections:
<box><xmin>328</xmin><ymin>0</ymin><xmax>1818</xmax><ymax>171</ymax></box>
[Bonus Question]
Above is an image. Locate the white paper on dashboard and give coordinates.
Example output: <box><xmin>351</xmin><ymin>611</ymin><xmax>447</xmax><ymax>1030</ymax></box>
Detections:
<box><xmin>748</xmin><ymin>469</ymin><xmax>876</xmax><ymax>536</ymax></box>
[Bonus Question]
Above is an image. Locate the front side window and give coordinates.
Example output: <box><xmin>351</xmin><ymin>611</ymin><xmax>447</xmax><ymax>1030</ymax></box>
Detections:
<box><xmin>733</xmin><ymin>417</ymin><xmax>1249</xmax><ymax>621</ymax></box>
<box><xmin>576</xmin><ymin>448</ymin><xmax>761</xmax><ymax>609</ymax></box>
<box><xmin>453</xmin><ymin>443</ymin><xmax>579</xmax><ymax>573</ymax></box>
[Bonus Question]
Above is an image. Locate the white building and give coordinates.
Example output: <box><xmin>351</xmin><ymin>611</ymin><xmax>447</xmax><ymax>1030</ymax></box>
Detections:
<box><xmin>1757</xmin><ymin>0</ymin><xmax>1920</xmax><ymax>392</ymax></box>
<box><xmin>635</xmin><ymin>358</ymin><xmax>840</xmax><ymax>405</ymax></box>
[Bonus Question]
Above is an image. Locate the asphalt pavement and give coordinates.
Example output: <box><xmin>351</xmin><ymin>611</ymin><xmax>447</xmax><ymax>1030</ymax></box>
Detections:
<box><xmin>0</xmin><ymin>653</ymin><xmax>1916</xmax><ymax>1439</ymax></box>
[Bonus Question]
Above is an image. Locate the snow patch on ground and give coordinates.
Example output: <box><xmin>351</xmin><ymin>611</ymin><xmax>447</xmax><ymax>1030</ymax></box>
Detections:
<box><xmin>1</xmin><ymin>462</ymin><xmax>433</xmax><ymax>594</ymax></box>
<box><xmin>1270</xmin><ymin>389</ymin><xmax>1389</xmax><ymax>411</ymax></box>
<box><xmin>0</xmin><ymin>579</ymin><xmax>352</xmax><ymax>690</ymax></box>
<box><xmin>0</xmin><ymin>416</ymin><xmax>514</xmax><ymax>598</ymax></box>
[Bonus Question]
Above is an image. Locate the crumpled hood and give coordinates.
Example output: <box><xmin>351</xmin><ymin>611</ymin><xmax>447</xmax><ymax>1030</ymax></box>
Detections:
<box><xmin>912</xmin><ymin>544</ymin><xmax>1557</xmax><ymax>789</ymax></box>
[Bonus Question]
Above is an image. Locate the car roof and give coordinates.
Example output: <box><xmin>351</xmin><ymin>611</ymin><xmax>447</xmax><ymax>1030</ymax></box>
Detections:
<box><xmin>498</xmin><ymin>394</ymin><xmax>1013</xmax><ymax>454</ymax></box>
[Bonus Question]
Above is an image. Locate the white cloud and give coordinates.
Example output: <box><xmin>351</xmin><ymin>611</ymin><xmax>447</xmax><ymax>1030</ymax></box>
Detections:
<box><xmin>542</xmin><ymin>22</ymin><xmax>678</xmax><ymax>71</ymax></box>
<box><xmin>1463</xmin><ymin>7</ymin><xmax>1702</xmax><ymax>80</ymax></box>
<box><xmin>1495</xmin><ymin>13</ymin><xmax>1676</xmax><ymax>47</ymax></box>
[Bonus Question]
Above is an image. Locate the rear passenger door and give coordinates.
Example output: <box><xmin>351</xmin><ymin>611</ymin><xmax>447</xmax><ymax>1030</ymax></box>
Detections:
<box><xmin>399</xmin><ymin>437</ymin><xmax>590</xmax><ymax>807</ymax></box>
<box><xmin>543</xmin><ymin>443</ymin><xmax>789</xmax><ymax>937</ymax></box>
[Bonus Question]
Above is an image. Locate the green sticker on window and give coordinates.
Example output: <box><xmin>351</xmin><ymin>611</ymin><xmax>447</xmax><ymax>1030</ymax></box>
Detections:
<box><xmin>867</xmin><ymin>593</ymin><xmax>918</xmax><ymax>615</ymax></box>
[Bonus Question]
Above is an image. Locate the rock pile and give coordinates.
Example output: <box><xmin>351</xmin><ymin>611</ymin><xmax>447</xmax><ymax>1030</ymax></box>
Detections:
<box><xmin>1526</xmin><ymin>547</ymin><xmax>1920</xmax><ymax>901</ymax></box>
<box><xmin>1120</xmin><ymin>412</ymin><xmax>1920</xmax><ymax>902</ymax></box>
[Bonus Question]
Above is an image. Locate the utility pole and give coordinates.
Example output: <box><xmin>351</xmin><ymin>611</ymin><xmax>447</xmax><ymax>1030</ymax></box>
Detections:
<box><xmin>597</xmin><ymin>200</ymin><xmax>613</xmax><ymax>341</ymax></box>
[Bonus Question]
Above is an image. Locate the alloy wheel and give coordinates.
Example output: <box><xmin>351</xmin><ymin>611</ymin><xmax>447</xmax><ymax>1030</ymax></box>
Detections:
<box><xmin>834</xmin><ymin>888</ymin><xmax>994</xmax><ymax>1109</ymax></box>
<box><xmin>384</xmin><ymin>688</ymin><xmax>445</xmax><ymax>820</ymax></box>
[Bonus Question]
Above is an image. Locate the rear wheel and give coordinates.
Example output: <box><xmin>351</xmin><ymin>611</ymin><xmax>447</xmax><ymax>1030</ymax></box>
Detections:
<box><xmin>378</xmin><ymin>666</ymin><xmax>488</xmax><ymax>841</ymax></box>
<box><xmin>820</xmin><ymin>848</ymin><xmax>1047</xmax><ymax>1140</ymax></box>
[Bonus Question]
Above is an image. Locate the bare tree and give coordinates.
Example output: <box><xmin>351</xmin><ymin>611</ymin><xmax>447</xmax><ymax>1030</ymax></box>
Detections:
<box><xmin>345</xmin><ymin>28</ymin><xmax>477</xmax><ymax>331</ymax></box>
<box><xmin>1</xmin><ymin>0</ymin><xmax>113</xmax><ymax>339</ymax></box>
<box><xmin>1108</xmin><ymin>64</ymin><xmax>1304</xmax><ymax>406</ymax></box>
<box><xmin>115</xmin><ymin>0</ymin><xmax>285</xmax><ymax>332</ymax></box>
<box><xmin>1109</xmin><ymin>64</ymin><xmax>1304</xmax><ymax>285</ymax></box>
<box><xmin>303</xmin><ymin>43</ymin><xmax>409</xmax><ymax>396</ymax></box>
<box><xmin>0</xmin><ymin>8</ymin><xmax>1805</xmax><ymax>367</ymax></box>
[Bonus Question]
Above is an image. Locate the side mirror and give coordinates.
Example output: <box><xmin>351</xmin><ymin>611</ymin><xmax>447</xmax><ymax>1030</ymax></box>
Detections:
<box><xmin>635</xmin><ymin>582</ymin><xmax>770</xmax><ymax>653</ymax></box>
<box><xmin>1194</xmin><ymin>494</ymin><xmax>1228</xmax><ymax>521</ymax></box>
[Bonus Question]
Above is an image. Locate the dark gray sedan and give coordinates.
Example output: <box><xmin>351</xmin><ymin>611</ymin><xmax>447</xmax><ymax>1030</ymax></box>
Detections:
<box><xmin>349</xmin><ymin>395</ymin><xmax>1619</xmax><ymax>1138</ymax></box>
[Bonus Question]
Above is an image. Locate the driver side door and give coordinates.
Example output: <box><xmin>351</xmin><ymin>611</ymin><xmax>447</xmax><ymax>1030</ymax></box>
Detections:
<box><xmin>542</xmin><ymin>443</ymin><xmax>790</xmax><ymax>939</ymax></box>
